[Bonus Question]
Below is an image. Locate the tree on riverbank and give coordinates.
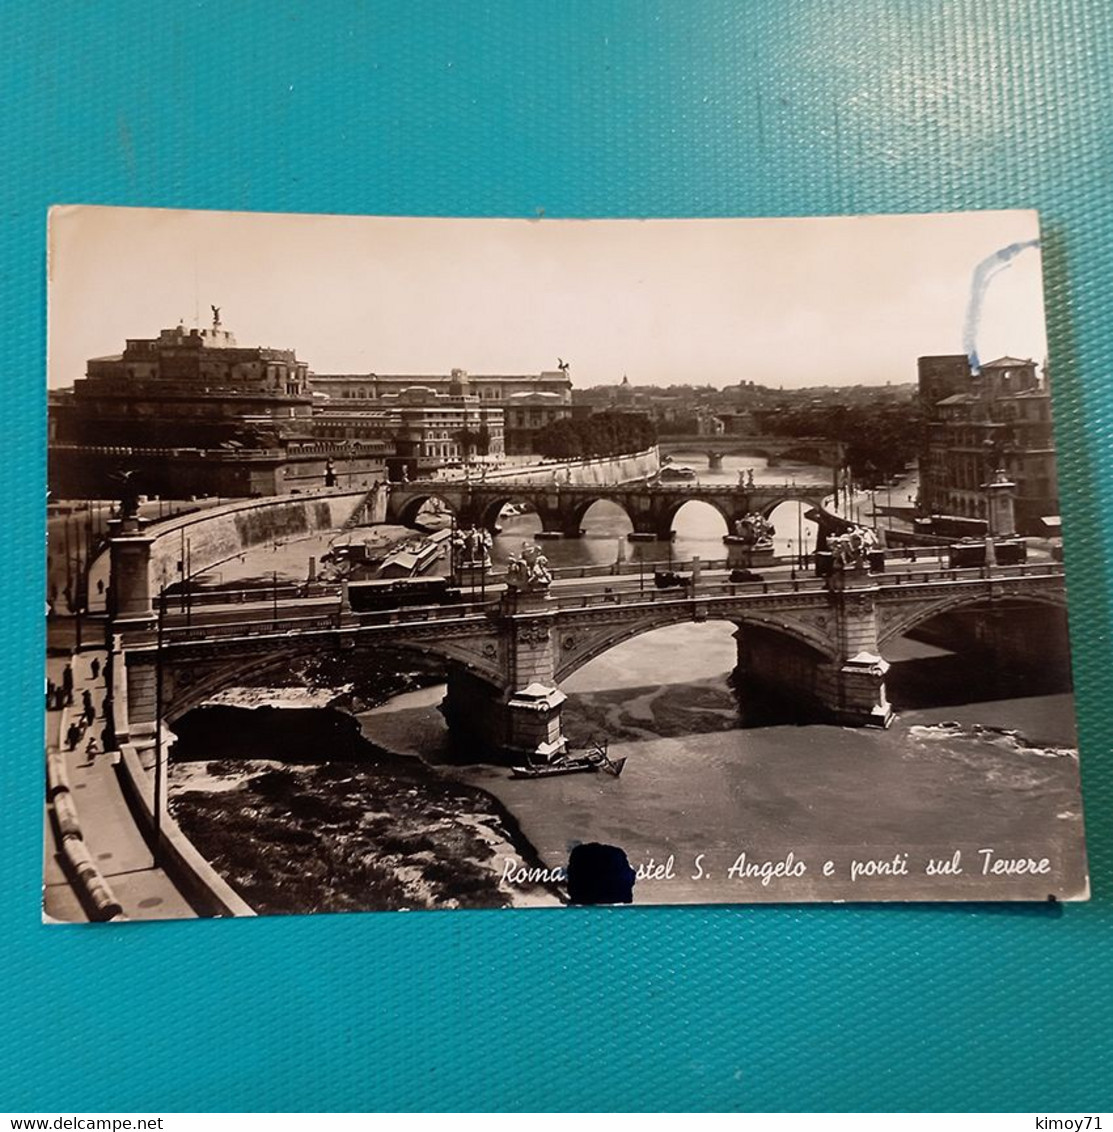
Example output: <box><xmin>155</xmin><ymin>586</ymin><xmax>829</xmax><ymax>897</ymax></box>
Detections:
<box><xmin>758</xmin><ymin>403</ymin><xmax>921</xmax><ymax>484</ymax></box>
<box><xmin>535</xmin><ymin>411</ymin><xmax>657</xmax><ymax>459</ymax></box>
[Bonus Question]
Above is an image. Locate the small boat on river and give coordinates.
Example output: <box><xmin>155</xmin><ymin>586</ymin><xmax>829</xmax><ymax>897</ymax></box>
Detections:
<box><xmin>510</xmin><ymin>739</ymin><xmax>626</xmax><ymax>780</ymax></box>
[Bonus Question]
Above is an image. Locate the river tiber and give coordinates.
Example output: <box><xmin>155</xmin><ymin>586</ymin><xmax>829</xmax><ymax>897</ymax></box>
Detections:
<box><xmin>44</xmin><ymin>207</ymin><xmax>1087</xmax><ymax>920</ymax></box>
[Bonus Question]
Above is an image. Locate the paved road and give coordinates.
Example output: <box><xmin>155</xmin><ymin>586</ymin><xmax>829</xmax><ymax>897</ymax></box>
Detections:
<box><xmin>43</xmin><ymin>651</ymin><xmax>196</xmax><ymax>922</ymax></box>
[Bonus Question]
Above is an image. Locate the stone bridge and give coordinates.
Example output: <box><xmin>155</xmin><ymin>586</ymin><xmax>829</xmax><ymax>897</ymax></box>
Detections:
<box><xmin>106</xmin><ymin>548</ymin><xmax>1068</xmax><ymax>762</ymax></box>
<box><xmin>385</xmin><ymin>479</ymin><xmax>835</xmax><ymax>540</ymax></box>
<box><xmin>658</xmin><ymin>435</ymin><xmax>843</xmax><ymax>468</ymax></box>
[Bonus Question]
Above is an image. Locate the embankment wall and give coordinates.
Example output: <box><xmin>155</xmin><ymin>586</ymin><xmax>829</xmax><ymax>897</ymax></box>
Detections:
<box><xmin>478</xmin><ymin>447</ymin><xmax>659</xmax><ymax>486</ymax></box>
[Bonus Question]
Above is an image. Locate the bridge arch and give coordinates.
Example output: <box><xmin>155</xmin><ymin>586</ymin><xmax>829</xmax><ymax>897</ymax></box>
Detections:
<box><xmin>756</xmin><ymin>492</ymin><xmax>828</xmax><ymax>521</ymax></box>
<box><xmin>878</xmin><ymin>587</ymin><xmax>1069</xmax><ymax>650</ymax></box>
<box><xmin>149</xmin><ymin>629</ymin><xmax>506</xmax><ymax>727</ymax></box>
<box><xmin>723</xmin><ymin>447</ymin><xmax>775</xmax><ymax>462</ymax></box>
<box><xmin>476</xmin><ymin>493</ymin><xmax>543</xmax><ymax>534</ymax></box>
<box><xmin>554</xmin><ymin>606</ymin><xmax>837</xmax><ymax>684</ymax></box>
<box><xmin>657</xmin><ymin>496</ymin><xmax>733</xmax><ymax>536</ymax></box>
<box><xmin>391</xmin><ymin>491</ymin><xmax>459</xmax><ymax>529</ymax></box>
<box><xmin>566</xmin><ymin>495</ymin><xmax>636</xmax><ymax>534</ymax></box>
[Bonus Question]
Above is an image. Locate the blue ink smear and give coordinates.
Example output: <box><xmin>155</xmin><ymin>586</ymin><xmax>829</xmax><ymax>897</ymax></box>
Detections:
<box><xmin>963</xmin><ymin>240</ymin><xmax>1040</xmax><ymax>372</ymax></box>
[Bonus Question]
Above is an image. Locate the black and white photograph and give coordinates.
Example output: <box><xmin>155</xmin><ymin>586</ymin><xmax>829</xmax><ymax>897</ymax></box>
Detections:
<box><xmin>44</xmin><ymin>205</ymin><xmax>1088</xmax><ymax>920</ymax></box>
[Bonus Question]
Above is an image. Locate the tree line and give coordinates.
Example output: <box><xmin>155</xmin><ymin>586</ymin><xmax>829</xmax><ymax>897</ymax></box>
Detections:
<box><xmin>756</xmin><ymin>404</ymin><xmax>922</xmax><ymax>484</ymax></box>
<box><xmin>534</xmin><ymin>412</ymin><xmax>658</xmax><ymax>459</ymax></box>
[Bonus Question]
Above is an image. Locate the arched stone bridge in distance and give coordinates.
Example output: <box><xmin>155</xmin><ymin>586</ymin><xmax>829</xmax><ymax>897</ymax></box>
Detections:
<box><xmin>385</xmin><ymin>479</ymin><xmax>838</xmax><ymax>540</ymax></box>
<box><xmin>109</xmin><ymin>553</ymin><xmax>1069</xmax><ymax>763</ymax></box>
<box><xmin>658</xmin><ymin>435</ymin><xmax>843</xmax><ymax>468</ymax></box>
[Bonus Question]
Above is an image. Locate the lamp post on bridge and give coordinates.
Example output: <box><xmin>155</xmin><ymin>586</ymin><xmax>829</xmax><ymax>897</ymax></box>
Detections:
<box><xmin>793</xmin><ymin>475</ymin><xmax>802</xmax><ymax>568</ymax></box>
<box><xmin>153</xmin><ymin>583</ymin><xmax>167</xmax><ymax>866</ymax></box>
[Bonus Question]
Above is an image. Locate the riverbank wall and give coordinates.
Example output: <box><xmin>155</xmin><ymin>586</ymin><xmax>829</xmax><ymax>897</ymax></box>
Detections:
<box><xmin>116</xmin><ymin>742</ymin><xmax>256</xmax><ymax>918</ymax></box>
<box><xmin>89</xmin><ymin>485</ymin><xmax>389</xmax><ymax>602</ymax></box>
<box><xmin>475</xmin><ymin>447</ymin><xmax>659</xmax><ymax>487</ymax></box>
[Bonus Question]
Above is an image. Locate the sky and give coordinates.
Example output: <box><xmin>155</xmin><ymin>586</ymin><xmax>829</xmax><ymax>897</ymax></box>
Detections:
<box><xmin>47</xmin><ymin>206</ymin><xmax>1047</xmax><ymax>390</ymax></box>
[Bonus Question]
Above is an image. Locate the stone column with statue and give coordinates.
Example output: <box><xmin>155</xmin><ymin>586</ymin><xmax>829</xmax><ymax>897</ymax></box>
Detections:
<box><xmin>821</xmin><ymin>525</ymin><xmax>892</xmax><ymax>727</ymax></box>
<box><xmin>724</xmin><ymin>512</ymin><xmax>776</xmax><ymax>569</ymax></box>
<box><xmin>107</xmin><ymin>469</ymin><xmax>156</xmax><ymax>628</ymax></box>
<box><xmin>500</xmin><ymin>542</ymin><xmax>566</xmax><ymax>760</ymax></box>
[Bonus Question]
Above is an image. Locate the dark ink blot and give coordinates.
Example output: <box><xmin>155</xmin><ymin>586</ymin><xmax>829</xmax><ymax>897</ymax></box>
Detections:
<box><xmin>566</xmin><ymin>842</ymin><xmax>636</xmax><ymax>905</ymax></box>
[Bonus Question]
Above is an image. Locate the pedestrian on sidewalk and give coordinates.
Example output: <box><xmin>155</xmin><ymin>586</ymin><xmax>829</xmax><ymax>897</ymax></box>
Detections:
<box><xmin>86</xmin><ymin>736</ymin><xmax>99</xmax><ymax>760</ymax></box>
<box><xmin>82</xmin><ymin>688</ymin><xmax>95</xmax><ymax>725</ymax></box>
<box><xmin>61</xmin><ymin>665</ymin><xmax>73</xmax><ymax>706</ymax></box>
<box><xmin>90</xmin><ymin>657</ymin><xmax>101</xmax><ymax>680</ymax></box>
<box><xmin>66</xmin><ymin>722</ymin><xmax>80</xmax><ymax>751</ymax></box>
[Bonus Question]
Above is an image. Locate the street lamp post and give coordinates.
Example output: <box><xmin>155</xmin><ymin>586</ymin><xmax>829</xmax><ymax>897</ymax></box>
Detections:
<box><xmin>794</xmin><ymin>479</ymin><xmax>802</xmax><ymax>568</ymax></box>
<box><xmin>448</xmin><ymin>515</ymin><xmax>457</xmax><ymax>587</ymax></box>
<box><xmin>73</xmin><ymin>553</ymin><xmax>83</xmax><ymax>652</ymax></box>
<box><xmin>185</xmin><ymin>538</ymin><xmax>193</xmax><ymax>628</ymax></box>
<box><xmin>179</xmin><ymin>528</ymin><xmax>187</xmax><ymax>614</ymax></box>
<box><xmin>153</xmin><ymin>585</ymin><xmax>166</xmax><ymax>865</ymax></box>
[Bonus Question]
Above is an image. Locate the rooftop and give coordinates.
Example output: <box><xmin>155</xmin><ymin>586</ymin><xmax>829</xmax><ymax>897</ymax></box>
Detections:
<box><xmin>980</xmin><ymin>356</ymin><xmax>1036</xmax><ymax>369</ymax></box>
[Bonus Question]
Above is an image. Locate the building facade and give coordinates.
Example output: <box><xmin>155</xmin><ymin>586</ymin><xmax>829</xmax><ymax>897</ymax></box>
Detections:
<box><xmin>503</xmin><ymin>391</ymin><xmax>573</xmax><ymax>455</ymax></box>
<box><xmin>49</xmin><ymin>319</ymin><xmax>386</xmax><ymax>498</ymax></box>
<box><xmin>54</xmin><ymin>319</ymin><xmax>315</xmax><ymax>450</ymax></box>
<box><xmin>310</xmin><ymin>367</ymin><xmax>569</xmax><ymax>460</ymax></box>
<box><xmin>312</xmin><ymin>374</ymin><xmax>507</xmax><ymax>479</ymax></box>
<box><xmin>309</xmin><ymin>367</ymin><xmax>572</xmax><ymax>408</ymax></box>
<box><xmin>919</xmin><ymin>354</ymin><xmax>1058</xmax><ymax>534</ymax></box>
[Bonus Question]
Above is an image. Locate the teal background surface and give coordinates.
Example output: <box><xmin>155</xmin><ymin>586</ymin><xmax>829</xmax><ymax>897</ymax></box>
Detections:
<box><xmin>3</xmin><ymin>1</ymin><xmax>1112</xmax><ymax>1112</ymax></box>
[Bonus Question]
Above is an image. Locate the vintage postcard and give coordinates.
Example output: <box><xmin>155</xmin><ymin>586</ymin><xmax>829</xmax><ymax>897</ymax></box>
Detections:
<box><xmin>44</xmin><ymin>205</ymin><xmax>1087</xmax><ymax>920</ymax></box>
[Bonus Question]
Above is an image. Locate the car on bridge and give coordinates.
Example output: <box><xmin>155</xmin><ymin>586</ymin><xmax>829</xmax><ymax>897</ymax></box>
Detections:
<box><xmin>653</xmin><ymin>569</ymin><xmax>691</xmax><ymax>590</ymax></box>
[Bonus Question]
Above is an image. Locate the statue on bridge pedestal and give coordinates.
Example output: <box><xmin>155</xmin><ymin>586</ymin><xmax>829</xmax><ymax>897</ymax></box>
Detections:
<box><xmin>113</xmin><ymin>468</ymin><xmax>142</xmax><ymax>525</ymax></box>
<box><xmin>452</xmin><ymin>525</ymin><xmax>493</xmax><ymax>569</ymax></box>
<box><xmin>507</xmin><ymin>542</ymin><xmax>553</xmax><ymax>591</ymax></box>
<box><xmin>731</xmin><ymin>512</ymin><xmax>775</xmax><ymax>549</ymax></box>
<box><xmin>827</xmin><ymin>524</ymin><xmax>877</xmax><ymax>571</ymax></box>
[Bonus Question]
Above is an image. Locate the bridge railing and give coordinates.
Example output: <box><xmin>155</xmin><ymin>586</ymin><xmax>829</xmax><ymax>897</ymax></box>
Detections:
<box><xmin>162</xmin><ymin>612</ymin><xmax>348</xmax><ymax>641</ymax></box>
<box><xmin>874</xmin><ymin>561</ymin><xmax>1065</xmax><ymax>587</ymax></box>
<box><xmin>157</xmin><ymin>597</ymin><xmax>499</xmax><ymax>644</ymax></box>
<box><xmin>547</xmin><ymin>561</ymin><xmax>1065</xmax><ymax>611</ymax></box>
<box><xmin>167</xmin><ymin>583</ymin><xmax>342</xmax><ymax>607</ymax></box>
<box><xmin>149</xmin><ymin>560</ymin><xmax>1066</xmax><ymax>645</ymax></box>
<box><xmin>354</xmin><ymin>600</ymin><xmax>495</xmax><ymax>626</ymax></box>
<box><xmin>550</xmin><ymin>558</ymin><xmax>731</xmax><ymax>580</ymax></box>
<box><xmin>549</xmin><ymin>575</ymin><xmax>831</xmax><ymax>609</ymax></box>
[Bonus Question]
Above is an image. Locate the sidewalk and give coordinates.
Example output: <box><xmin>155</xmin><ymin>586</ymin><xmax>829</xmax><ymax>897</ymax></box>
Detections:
<box><xmin>44</xmin><ymin>651</ymin><xmax>196</xmax><ymax>922</ymax></box>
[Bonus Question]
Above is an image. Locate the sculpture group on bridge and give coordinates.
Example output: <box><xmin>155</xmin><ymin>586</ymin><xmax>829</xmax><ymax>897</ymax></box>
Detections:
<box><xmin>113</xmin><ymin>468</ymin><xmax>142</xmax><ymax>521</ymax></box>
<box><xmin>827</xmin><ymin>524</ymin><xmax>878</xmax><ymax>570</ymax></box>
<box><xmin>451</xmin><ymin>525</ymin><xmax>493</xmax><ymax>569</ymax></box>
<box><xmin>506</xmin><ymin>542</ymin><xmax>553</xmax><ymax>591</ymax></box>
<box><xmin>737</xmin><ymin>468</ymin><xmax>756</xmax><ymax>489</ymax></box>
<box><xmin>732</xmin><ymin>512</ymin><xmax>775</xmax><ymax>547</ymax></box>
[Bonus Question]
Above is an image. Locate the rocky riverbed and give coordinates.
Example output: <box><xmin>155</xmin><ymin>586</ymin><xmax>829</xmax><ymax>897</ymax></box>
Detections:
<box><xmin>167</xmin><ymin>649</ymin><xmax>562</xmax><ymax>915</ymax></box>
